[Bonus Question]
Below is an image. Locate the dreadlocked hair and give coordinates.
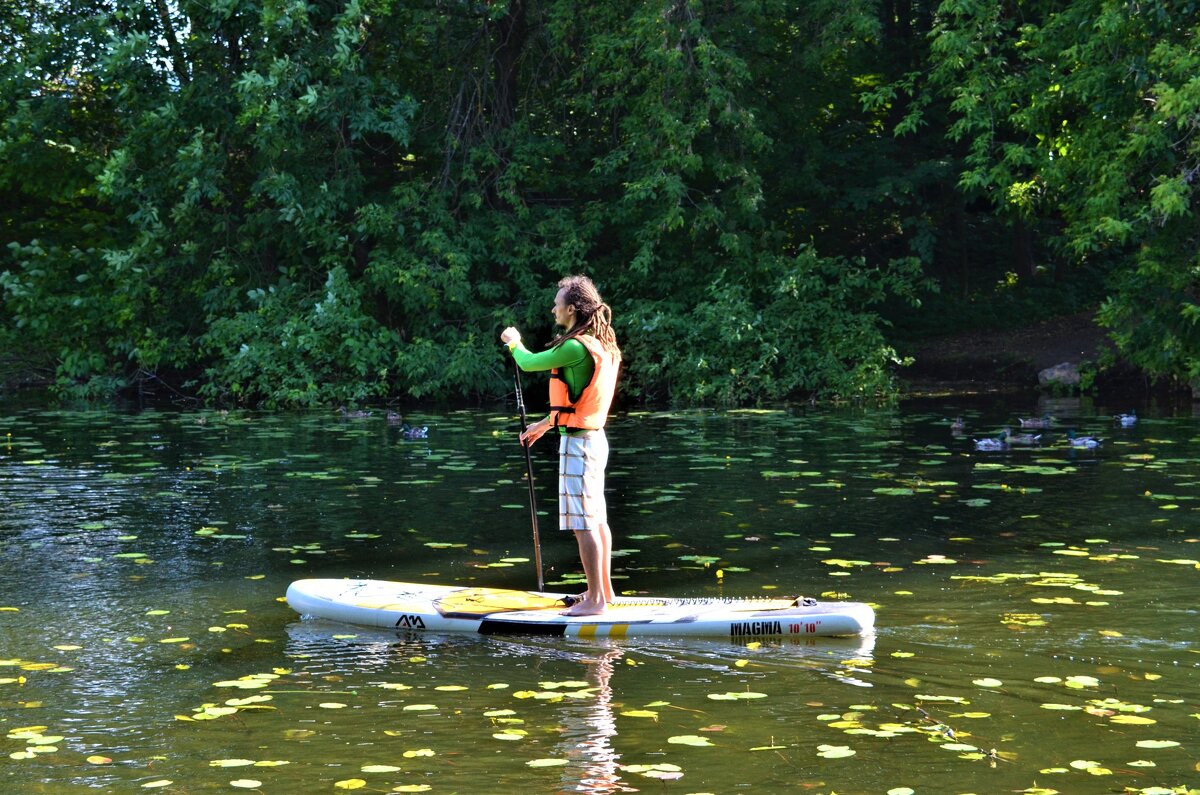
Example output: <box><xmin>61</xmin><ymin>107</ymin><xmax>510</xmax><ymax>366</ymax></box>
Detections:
<box><xmin>553</xmin><ymin>275</ymin><xmax>620</xmax><ymax>354</ymax></box>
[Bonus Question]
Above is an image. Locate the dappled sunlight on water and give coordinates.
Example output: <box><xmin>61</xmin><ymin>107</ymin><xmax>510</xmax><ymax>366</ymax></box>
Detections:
<box><xmin>1</xmin><ymin>399</ymin><xmax>1198</xmax><ymax>793</ymax></box>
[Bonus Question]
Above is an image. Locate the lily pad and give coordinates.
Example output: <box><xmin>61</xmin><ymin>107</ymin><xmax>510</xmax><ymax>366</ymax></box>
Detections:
<box><xmin>668</xmin><ymin>735</ymin><xmax>714</xmax><ymax>746</ymax></box>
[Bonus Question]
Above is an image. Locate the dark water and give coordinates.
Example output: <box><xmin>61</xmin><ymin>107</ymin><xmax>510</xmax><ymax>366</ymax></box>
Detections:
<box><xmin>1</xmin><ymin>397</ymin><xmax>1197</xmax><ymax>794</ymax></box>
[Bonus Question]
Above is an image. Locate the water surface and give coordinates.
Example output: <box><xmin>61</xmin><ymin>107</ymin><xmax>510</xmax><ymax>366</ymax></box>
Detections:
<box><xmin>1</xmin><ymin>398</ymin><xmax>1197</xmax><ymax>793</ymax></box>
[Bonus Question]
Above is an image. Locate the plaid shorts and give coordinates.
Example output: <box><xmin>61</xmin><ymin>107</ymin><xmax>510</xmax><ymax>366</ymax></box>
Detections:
<box><xmin>558</xmin><ymin>430</ymin><xmax>609</xmax><ymax>532</ymax></box>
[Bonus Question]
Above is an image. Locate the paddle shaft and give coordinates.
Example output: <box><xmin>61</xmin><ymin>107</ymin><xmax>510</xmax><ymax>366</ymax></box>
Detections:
<box><xmin>511</xmin><ymin>357</ymin><xmax>545</xmax><ymax>591</ymax></box>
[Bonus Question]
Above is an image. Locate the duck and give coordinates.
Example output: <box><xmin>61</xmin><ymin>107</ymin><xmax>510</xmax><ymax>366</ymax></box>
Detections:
<box><xmin>386</xmin><ymin>411</ymin><xmax>403</xmax><ymax>424</ymax></box>
<box><xmin>338</xmin><ymin>407</ymin><xmax>372</xmax><ymax>419</ymax></box>
<box><xmin>1018</xmin><ymin>415</ymin><xmax>1053</xmax><ymax>429</ymax></box>
<box><xmin>950</xmin><ymin>417</ymin><xmax>966</xmax><ymax>435</ymax></box>
<box><xmin>1004</xmin><ymin>427</ymin><xmax>1042</xmax><ymax>446</ymax></box>
<box><xmin>1067</xmin><ymin>430</ymin><xmax>1102</xmax><ymax>448</ymax></box>
<box><xmin>400</xmin><ymin>423</ymin><xmax>429</xmax><ymax>440</ymax></box>
<box><xmin>973</xmin><ymin>431</ymin><xmax>1008</xmax><ymax>451</ymax></box>
<box><xmin>1114</xmin><ymin>411</ymin><xmax>1137</xmax><ymax>427</ymax></box>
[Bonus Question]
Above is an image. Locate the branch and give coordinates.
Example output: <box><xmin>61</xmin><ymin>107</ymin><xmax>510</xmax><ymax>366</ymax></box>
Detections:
<box><xmin>151</xmin><ymin>0</ymin><xmax>190</xmax><ymax>86</ymax></box>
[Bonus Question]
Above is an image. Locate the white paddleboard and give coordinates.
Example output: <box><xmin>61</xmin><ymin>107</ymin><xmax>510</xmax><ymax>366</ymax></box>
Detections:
<box><xmin>287</xmin><ymin>579</ymin><xmax>875</xmax><ymax>638</ymax></box>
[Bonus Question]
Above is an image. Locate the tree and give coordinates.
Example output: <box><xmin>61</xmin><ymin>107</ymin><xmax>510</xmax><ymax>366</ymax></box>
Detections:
<box><xmin>3</xmin><ymin>0</ymin><xmax>929</xmax><ymax>405</ymax></box>
<box><xmin>925</xmin><ymin>0</ymin><xmax>1200</xmax><ymax>384</ymax></box>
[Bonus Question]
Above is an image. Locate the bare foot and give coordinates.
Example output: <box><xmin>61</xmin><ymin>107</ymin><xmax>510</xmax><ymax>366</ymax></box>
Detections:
<box><xmin>561</xmin><ymin>599</ymin><xmax>608</xmax><ymax>616</ymax></box>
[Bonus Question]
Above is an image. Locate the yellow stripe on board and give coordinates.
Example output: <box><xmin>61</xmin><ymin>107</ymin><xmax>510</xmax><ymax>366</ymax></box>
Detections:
<box><xmin>575</xmin><ymin>623</ymin><xmax>628</xmax><ymax>638</ymax></box>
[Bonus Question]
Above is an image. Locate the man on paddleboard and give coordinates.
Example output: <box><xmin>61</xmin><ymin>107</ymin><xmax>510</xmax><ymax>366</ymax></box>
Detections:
<box><xmin>501</xmin><ymin>275</ymin><xmax>621</xmax><ymax>616</ymax></box>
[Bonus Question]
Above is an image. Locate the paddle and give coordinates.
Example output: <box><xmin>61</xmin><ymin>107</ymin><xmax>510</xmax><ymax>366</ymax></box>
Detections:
<box><xmin>511</xmin><ymin>357</ymin><xmax>545</xmax><ymax>591</ymax></box>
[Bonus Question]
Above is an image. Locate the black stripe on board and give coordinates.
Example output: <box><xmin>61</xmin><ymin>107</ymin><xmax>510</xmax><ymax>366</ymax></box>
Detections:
<box><xmin>478</xmin><ymin>619</ymin><xmax>568</xmax><ymax>636</ymax></box>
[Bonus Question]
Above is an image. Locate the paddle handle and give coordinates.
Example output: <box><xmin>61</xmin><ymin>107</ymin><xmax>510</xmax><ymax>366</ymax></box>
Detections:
<box><xmin>511</xmin><ymin>357</ymin><xmax>545</xmax><ymax>592</ymax></box>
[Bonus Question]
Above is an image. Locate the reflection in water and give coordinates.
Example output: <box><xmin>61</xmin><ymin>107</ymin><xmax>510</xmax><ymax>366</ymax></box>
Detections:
<box><xmin>556</xmin><ymin>645</ymin><xmax>635</xmax><ymax>794</ymax></box>
<box><xmin>602</xmin><ymin>632</ymin><xmax>878</xmax><ymax>686</ymax></box>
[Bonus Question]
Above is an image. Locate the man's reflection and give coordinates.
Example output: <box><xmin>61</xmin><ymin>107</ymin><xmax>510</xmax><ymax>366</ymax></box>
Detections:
<box><xmin>556</xmin><ymin>645</ymin><xmax>638</xmax><ymax>793</ymax></box>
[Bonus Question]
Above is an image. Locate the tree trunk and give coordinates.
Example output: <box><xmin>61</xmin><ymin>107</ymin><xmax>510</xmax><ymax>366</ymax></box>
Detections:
<box><xmin>1011</xmin><ymin>216</ymin><xmax>1035</xmax><ymax>279</ymax></box>
<box><xmin>151</xmin><ymin>0</ymin><xmax>190</xmax><ymax>86</ymax></box>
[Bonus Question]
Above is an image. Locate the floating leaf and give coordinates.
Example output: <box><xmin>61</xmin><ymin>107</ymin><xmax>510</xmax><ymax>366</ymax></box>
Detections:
<box><xmin>527</xmin><ymin>758</ymin><xmax>569</xmax><ymax>767</ymax></box>
<box><xmin>27</xmin><ymin>735</ymin><xmax>63</xmax><ymax>745</ymax></box>
<box><xmin>230</xmin><ymin>781</ymin><xmax>262</xmax><ymax>789</ymax></box>
<box><xmin>621</xmin><ymin>710</ymin><xmax>658</xmax><ymax>719</ymax></box>
<box><xmin>334</xmin><ymin>780</ymin><xmax>367</xmax><ymax>790</ymax></box>
<box><xmin>914</xmin><ymin>695</ymin><xmax>967</xmax><ymax>704</ymax></box>
<box><xmin>816</xmin><ymin>744</ymin><xmax>856</xmax><ymax>758</ymax></box>
<box><xmin>707</xmin><ymin>691</ymin><xmax>768</xmax><ymax>701</ymax></box>
<box><xmin>622</xmin><ymin>763</ymin><xmax>682</xmax><ymax>774</ymax></box>
<box><xmin>668</xmin><ymin>735</ymin><xmax>714</xmax><ymax>746</ymax></box>
<box><xmin>973</xmin><ymin>678</ymin><xmax>1003</xmax><ymax>688</ymax></box>
<box><xmin>1064</xmin><ymin>675</ymin><xmax>1100</xmax><ymax>689</ymax></box>
<box><xmin>361</xmin><ymin>765</ymin><xmax>402</xmax><ymax>773</ymax></box>
<box><xmin>1135</xmin><ymin>740</ymin><xmax>1180</xmax><ymax>749</ymax></box>
<box><xmin>1110</xmin><ymin>716</ymin><xmax>1156</xmax><ymax>725</ymax></box>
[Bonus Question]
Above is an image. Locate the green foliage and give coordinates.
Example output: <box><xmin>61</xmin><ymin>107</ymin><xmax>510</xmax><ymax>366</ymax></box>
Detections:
<box><xmin>0</xmin><ymin>0</ymin><xmax>122</xmax><ymax>392</ymax></box>
<box><xmin>621</xmin><ymin>250</ymin><xmax>921</xmax><ymax>404</ymax></box>
<box><xmin>27</xmin><ymin>0</ymin><xmax>1169</xmax><ymax>405</ymax></box>
<box><xmin>0</xmin><ymin>0</ymin><xmax>932</xmax><ymax>406</ymax></box>
<box><xmin>926</xmin><ymin>0</ymin><xmax>1200</xmax><ymax>384</ymax></box>
<box><xmin>197</xmin><ymin>268</ymin><xmax>397</xmax><ymax>407</ymax></box>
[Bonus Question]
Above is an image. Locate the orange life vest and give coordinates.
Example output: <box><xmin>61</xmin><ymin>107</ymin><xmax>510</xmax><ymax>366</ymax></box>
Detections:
<box><xmin>549</xmin><ymin>335</ymin><xmax>620</xmax><ymax>430</ymax></box>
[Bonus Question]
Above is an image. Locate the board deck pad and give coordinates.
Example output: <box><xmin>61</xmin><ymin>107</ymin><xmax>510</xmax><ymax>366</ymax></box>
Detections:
<box><xmin>287</xmin><ymin>579</ymin><xmax>875</xmax><ymax>639</ymax></box>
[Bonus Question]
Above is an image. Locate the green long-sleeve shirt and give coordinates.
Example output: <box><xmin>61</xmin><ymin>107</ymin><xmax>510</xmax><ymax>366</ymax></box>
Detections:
<box><xmin>509</xmin><ymin>337</ymin><xmax>594</xmax><ymax>419</ymax></box>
